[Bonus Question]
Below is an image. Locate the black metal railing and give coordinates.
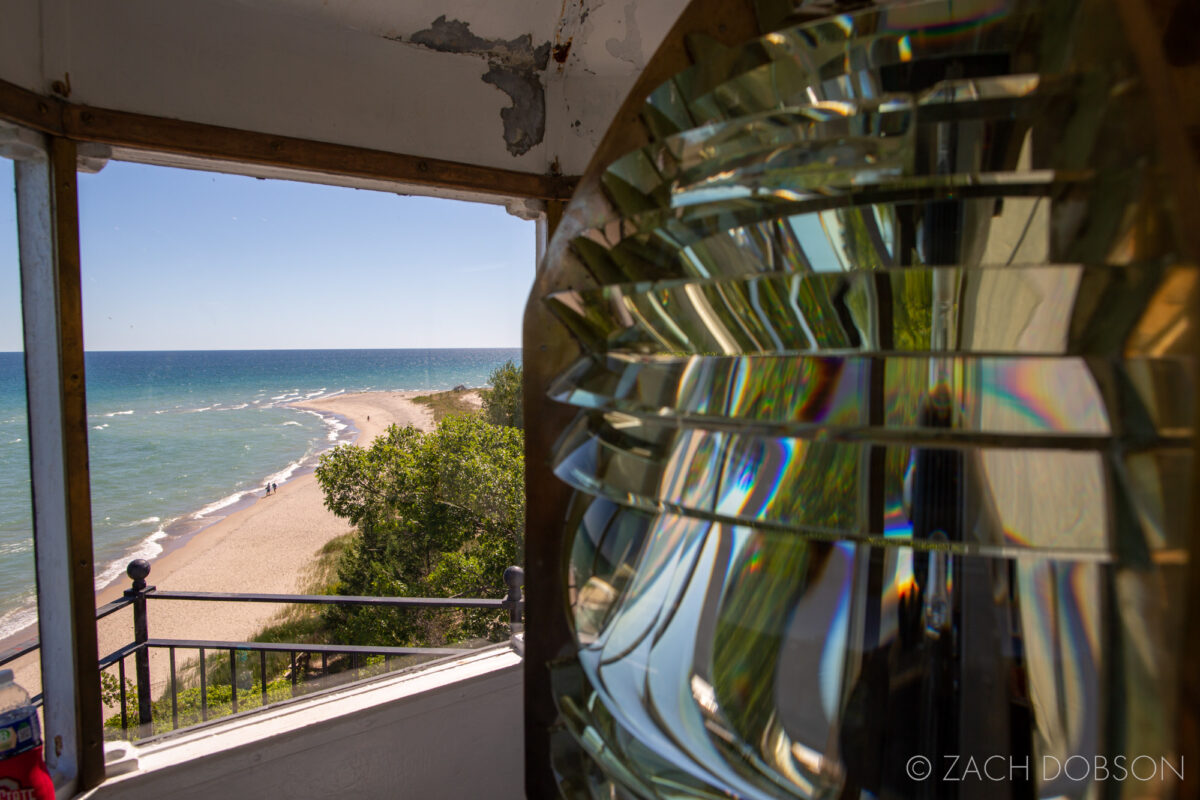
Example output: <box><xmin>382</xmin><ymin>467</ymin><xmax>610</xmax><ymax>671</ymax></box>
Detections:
<box><xmin>0</xmin><ymin>559</ymin><xmax>525</xmax><ymax>738</ymax></box>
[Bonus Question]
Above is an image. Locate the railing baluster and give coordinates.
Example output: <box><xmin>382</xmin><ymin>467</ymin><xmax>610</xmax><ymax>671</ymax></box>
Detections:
<box><xmin>126</xmin><ymin>560</ymin><xmax>155</xmax><ymax>728</ymax></box>
<box><xmin>169</xmin><ymin>647</ymin><xmax>178</xmax><ymax>730</ymax></box>
<box><xmin>230</xmin><ymin>649</ymin><xmax>238</xmax><ymax>713</ymax></box>
<box><xmin>1</xmin><ymin>560</ymin><xmax>524</xmax><ymax>739</ymax></box>
<box><xmin>199</xmin><ymin>647</ymin><xmax>207</xmax><ymax>722</ymax></box>
<box><xmin>504</xmin><ymin>565</ymin><xmax>524</xmax><ymax>637</ymax></box>
<box><xmin>118</xmin><ymin>658</ymin><xmax>128</xmax><ymax>733</ymax></box>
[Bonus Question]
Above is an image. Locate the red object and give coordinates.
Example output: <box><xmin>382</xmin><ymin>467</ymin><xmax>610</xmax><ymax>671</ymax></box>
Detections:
<box><xmin>0</xmin><ymin>746</ymin><xmax>54</xmax><ymax>800</ymax></box>
<box><xmin>0</xmin><ymin>710</ymin><xmax>54</xmax><ymax>800</ymax></box>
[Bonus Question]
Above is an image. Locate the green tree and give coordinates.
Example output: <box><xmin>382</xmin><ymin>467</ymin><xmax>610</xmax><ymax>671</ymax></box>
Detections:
<box><xmin>481</xmin><ymin>360</ymin><xmax>523</xmax><ymax>429</ymax></box>
<box><xmin>315</xmin><ymin>414</ymin><xmax>524</xmax><ymax>646</ymax></box>
<box><xmin>316</xmin><ymin>424</ymin><xmax>425</xmax><ymax>528</ymax></box>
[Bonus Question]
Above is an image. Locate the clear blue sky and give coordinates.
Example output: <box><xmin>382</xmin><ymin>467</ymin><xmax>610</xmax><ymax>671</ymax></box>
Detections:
<box><xmin>0</xmin><ymin>159</ymin><xmax>535</xmax><ymax>351</ymax></box>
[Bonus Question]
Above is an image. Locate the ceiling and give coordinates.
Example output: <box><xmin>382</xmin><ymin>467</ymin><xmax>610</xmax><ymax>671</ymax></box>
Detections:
<box><xmin>0</xmin><ymin>0</ymin><xmax>690</xmax><ymax>191</ymax></box>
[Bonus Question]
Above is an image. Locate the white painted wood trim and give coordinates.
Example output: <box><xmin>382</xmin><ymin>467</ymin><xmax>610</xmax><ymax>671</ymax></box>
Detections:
<box><xmin>15</xmin><ymin>140</ymin><xmax>81</xmax><ymax>796</ymax></box>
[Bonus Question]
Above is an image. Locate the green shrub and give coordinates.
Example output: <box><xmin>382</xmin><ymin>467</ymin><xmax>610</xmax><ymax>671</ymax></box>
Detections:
<box><xmin>480</xmin><ymin>361</ymin><xmax>522</xmax><ymax>429</ymax></box>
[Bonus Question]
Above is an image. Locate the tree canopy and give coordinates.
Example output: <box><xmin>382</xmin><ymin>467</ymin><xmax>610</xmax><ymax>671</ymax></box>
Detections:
<box><xmin>481</xmin><ymin>360</ymin><xmax>523</xmax><ymax>429</ymax></box>
<box><xmin>315</xmin><ymin>413</ymin><xmax>524</xmax><ymax>645</ymax></box>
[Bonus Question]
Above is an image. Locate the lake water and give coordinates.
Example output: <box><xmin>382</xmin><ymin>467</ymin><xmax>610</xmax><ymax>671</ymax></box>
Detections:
<box><xmin>0</xmin><ymin>347</ymin><xmax>521</xmax><ymax>639</ymax></box>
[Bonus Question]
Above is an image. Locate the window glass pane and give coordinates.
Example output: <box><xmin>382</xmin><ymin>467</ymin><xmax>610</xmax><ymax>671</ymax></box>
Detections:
<box><xmin>0</xmin><ymin>156</ymin><xmax>39</xmax><ymax>698</ymax></box>
<box><xmin>77</xmin><ymin>161</ymin><xmax>532</xmax><ymax>735</ymax></box>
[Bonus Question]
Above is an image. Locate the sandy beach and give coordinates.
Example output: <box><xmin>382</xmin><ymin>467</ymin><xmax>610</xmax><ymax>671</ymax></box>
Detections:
<box><xmin>5</xmin><ymin>389</ymin><xmax>455</xmax><ymax>703</ymax></box>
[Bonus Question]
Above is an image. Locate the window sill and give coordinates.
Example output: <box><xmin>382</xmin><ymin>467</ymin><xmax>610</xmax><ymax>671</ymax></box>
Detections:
<box><xmin>79</xmin><ymin>643</ymin><xmax>523</xmax><ymax>799</ymax></box>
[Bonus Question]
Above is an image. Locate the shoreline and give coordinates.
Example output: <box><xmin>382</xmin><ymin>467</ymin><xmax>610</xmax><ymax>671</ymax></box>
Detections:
<box><xmin>91</xmin><ymin>408</ymin><xmax>362</xmax><ymax>600</ymax></box>
<box><xmin>1</xmin><ymin>389</ymin><xmax>448</xmax><ymax>696</ymax></box>
<box><xmin>0</xmin><ymin>406</ymin><xmax>359</xmax><ymax>654</ymax></box>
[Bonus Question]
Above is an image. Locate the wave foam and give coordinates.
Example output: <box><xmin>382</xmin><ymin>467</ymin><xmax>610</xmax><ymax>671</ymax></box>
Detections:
<box><xmin>192</xmin><ymin>490</ymin><xmax>254</xmax><ymax>519</ymax></box>
<box><xmin>265</xmin><ymin>460</ymin><xmax>303</xmax><ymax>486</ymax></box>
<box><xmin>291</xmin><ymin>408</ymin><xmax>351</xmax><ymax>443</ymax></box>
<box><xmin>326</xmin><ymin>418</ymin><xmax>348</xmax><ymax>441</ymax></box>
<box><xmin>0</xmin><ymin>597</ymin><xmax>39</xmax><ymax>642</ymax></box>
<box><xmin>92</xmin><ymin>527</ymin><xmax>170</xmax><ymax>592</ymax></box>
<box><xmin>0</xmin><ymin>540</ymin><xmax>31</xmax><ymax>556</ymax></box>
<box><xmin>106</xmin><ymin>410</ymin><xmax>135</xmax><ymax>417</ymax></box>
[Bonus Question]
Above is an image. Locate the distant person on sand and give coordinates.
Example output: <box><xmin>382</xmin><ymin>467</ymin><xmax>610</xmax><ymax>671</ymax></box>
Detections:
<box><xmin>265</xmin><ymin>483</ymin><xmax>271</xmax><ymax>496</ymax></box>
<box><xmin>272</xmin><ymin>482</ymin><xmax>277</xmax><ymax>494</ymax></box>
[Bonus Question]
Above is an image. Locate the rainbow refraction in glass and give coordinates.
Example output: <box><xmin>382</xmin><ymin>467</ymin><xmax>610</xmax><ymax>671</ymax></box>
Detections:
<box><xmin>540</xmin><ymin>0</ymin><xmax>1194</xmax><ymax>797</ymax></box>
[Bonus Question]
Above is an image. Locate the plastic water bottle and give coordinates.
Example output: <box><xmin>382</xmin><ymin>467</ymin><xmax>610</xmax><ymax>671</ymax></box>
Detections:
<box><xmin>0</xmin><ymin>669</ymin><xmax>53</xmax><ymax>799</ymax></box>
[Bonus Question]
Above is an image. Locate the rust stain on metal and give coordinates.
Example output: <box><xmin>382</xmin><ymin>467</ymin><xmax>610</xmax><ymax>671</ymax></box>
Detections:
<box><xmin>552</xmin><ymin>0</ymin><xmax>591</xmax><ymax>73</ymax></box>
<box><xmin>51</xmin><ymin>72</ymin><xmax>72</xmax><ymax>99</ymax></box>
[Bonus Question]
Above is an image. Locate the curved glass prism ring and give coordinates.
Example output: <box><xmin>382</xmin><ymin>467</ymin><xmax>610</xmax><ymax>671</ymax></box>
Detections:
<box><xmin>533</xmin><ymin>0</ymin><xmax>1198</xmax><ymax>797</ymax></box>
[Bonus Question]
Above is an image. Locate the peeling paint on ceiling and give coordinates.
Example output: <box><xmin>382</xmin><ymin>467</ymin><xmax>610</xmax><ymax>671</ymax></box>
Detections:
<box><xmin>409</xmin><ymin>15</ymin><xmax>550</xmax><ymax>70</ymax></box>
<box><xmin>405</xmin><ymin>15</ymin><xmax>551</xmax><ymax>156</ymax></box>
<box><xmin>604</xmin><ymin>1</ymin><xmax>644</xmax><ymax>69</ymax></box>
<box><xmin>483</xmin><ymin>66</ymin><xmax>547</xmax><ymax>157</ymax></box>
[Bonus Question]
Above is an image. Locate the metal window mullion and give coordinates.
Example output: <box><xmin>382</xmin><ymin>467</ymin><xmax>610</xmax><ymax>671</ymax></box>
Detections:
<box><xmin>16</xmin><ymin>135</ymin><xmax>104</xmax><ymax>791</ymax></box>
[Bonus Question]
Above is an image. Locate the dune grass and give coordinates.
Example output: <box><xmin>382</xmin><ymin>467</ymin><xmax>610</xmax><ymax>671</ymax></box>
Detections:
<box><xmin>410</xmin><ymin>389</ymin><xmax>480</xmax><ymax>424</ymax></box>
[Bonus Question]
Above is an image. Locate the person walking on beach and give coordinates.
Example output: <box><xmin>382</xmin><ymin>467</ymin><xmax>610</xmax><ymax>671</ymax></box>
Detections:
<box><xmin>271</xmin><ymin>482</ymin><xmax>277</xmax><ymax>495</ymax></box>
<box><xmin>265</xmin><ymin>483</ymin><xmax>272</xmax><ymax>496</ymax></box>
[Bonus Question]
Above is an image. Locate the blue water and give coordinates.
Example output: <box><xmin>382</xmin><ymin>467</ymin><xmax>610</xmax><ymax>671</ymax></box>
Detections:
<box><xmin>0</xmin><ymin>348</ymin><xmax>520</xmax><ymax>638</ymax></box>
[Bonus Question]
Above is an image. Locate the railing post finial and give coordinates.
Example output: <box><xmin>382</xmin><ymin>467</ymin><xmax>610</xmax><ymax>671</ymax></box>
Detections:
<box><xmin>126</xmin><ymin>559</ymin><xmax>151</xmax><ymax>595</ymax></box>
